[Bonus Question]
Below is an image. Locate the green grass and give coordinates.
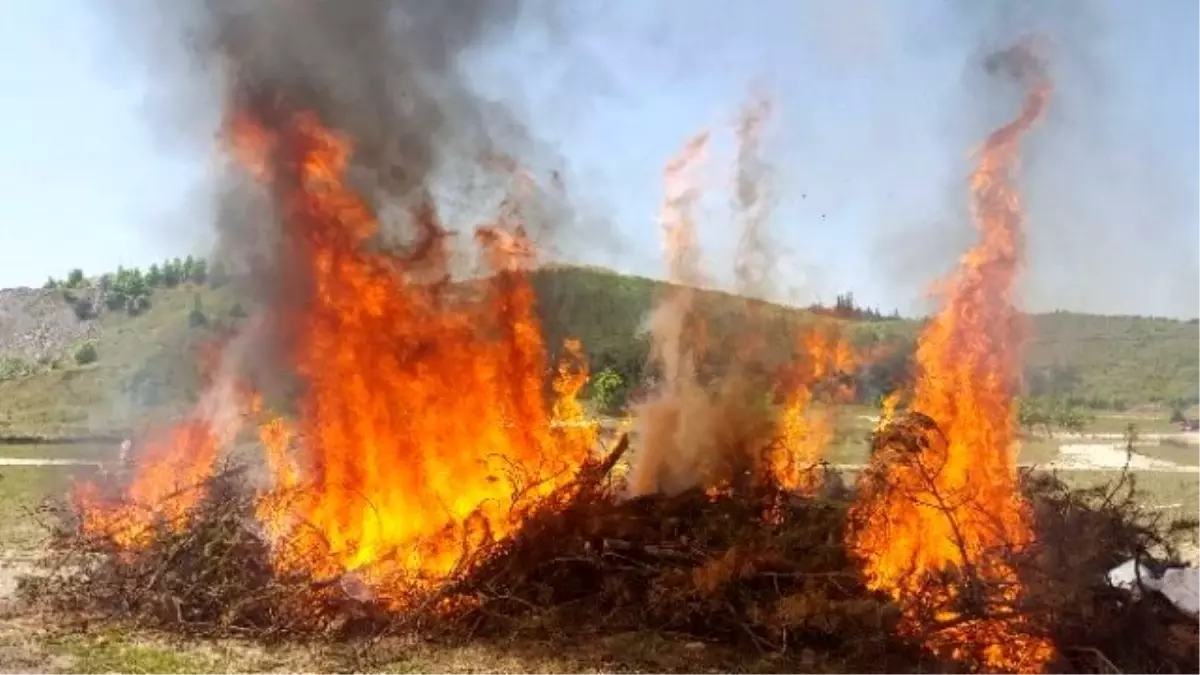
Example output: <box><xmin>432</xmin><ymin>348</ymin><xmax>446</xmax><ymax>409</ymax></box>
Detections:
<box><xmin>0</xmin><ymin>625</ymin><xmax>762</xmax><ymax>674</ymax></box>
<box><xmin>1082</xmin><ymin>414</ymin><xmax>1184</xmax><ymax>435</ymax></box>
<box><xmin>0</xmin><ymin>465</ymin><xmax>92</xmax><ymax>550</ymax></box>
<box><xmin>42</xmin><ymin>631</ymin><xmax>225</xmax><ymax>674</ymax></box>
<box><xmin>0</xmin><ymin>285</ymin><xmax>240</xmax><ymax>438</ymax></box>
<box><xmin>1046</xmin><ymin>469</ymin><xmax>1200</xmax><ymax>523</ymax></box>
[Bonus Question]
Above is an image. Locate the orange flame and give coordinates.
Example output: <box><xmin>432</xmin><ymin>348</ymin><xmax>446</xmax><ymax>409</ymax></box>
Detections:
<box><xmin>846</xmin><ymin>44</ymin><xmax>1054</xmax><ymax>672</ymax></box>
<box><xmin>773</xmin><ymin>323</ymin><xmax>856</xmax><ymax>493</ymax></box>
<box><xmin>72</xmin><ymin>340</ymin><xmax>247</xmax><ymax>548</ymax></box>
<box><xmin>226</xmin><ymin>108</ymin><xmax>591</xmax><ymax>597</ymax></box>
<box><xmin>73</xmin><ymin>420</ymin><xmax>221</xmax><ymax>549</ymax></box>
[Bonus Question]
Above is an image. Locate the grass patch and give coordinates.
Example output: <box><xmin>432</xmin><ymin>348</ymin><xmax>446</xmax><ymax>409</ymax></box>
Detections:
<box><xmin>1084</xmin><ymin>414</ymin><xmax>1182</xmax><ymax>435</ymax></box>
<box><xmin>1</xmin><ymin>624</ymin><xmax>761</xmax><ymax>674</ymax></box>
<box><xmin>0</xmin><ymin>285</ymin><xmax>239</xmax><ymax>438</ymax></box>
<box><xmin>1044</xmin><ymin>469</ymin><xmax>1200</xmax><ymax>522</ymax></box>
<box><xmin>0</xmin><ymin>465</ymin><xmax>90</xmax><ymax>550</ymax></box>
<box><xmin>1138</xmin><ymin>438</ymin><xmax>1200</xmax><ymax>467</ymax></box>
<box><xmin>43</xmin><ymin>630</ymin><xmax>223</xmax><ymax>674</ymax></box>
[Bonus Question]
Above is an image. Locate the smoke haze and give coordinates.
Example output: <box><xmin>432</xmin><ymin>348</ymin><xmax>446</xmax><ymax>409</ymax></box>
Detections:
<box><xmin>89</xmin><ymin>0</ymin><xmax>1196</xmax><ymax>320</ymax></box>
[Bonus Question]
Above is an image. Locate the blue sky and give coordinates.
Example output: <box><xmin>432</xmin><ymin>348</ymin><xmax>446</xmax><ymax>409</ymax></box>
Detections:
<box><xmin>2</xmin><ymin>0</ymin><xmax>1196</xmax><ymax>317</ymax></box>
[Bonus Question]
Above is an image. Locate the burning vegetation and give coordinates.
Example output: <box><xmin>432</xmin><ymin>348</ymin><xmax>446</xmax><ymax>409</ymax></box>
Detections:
<box><xmin>15</xmin><ymin>4</ymin><xmax>1198</xmax><ymax>671</ymax></box>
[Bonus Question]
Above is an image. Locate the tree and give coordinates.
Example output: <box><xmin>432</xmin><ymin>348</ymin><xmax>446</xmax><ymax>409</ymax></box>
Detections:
<box><xmin>163</xmin><ymin>258</ymin><xmax>181</xmax><ymax>287</ymax></box>
<box><xmin>66</xmin><ymin>268</ymin><xmax>85</xmax><ymax>288</ymax></box>
<box><xmin>1020</xmin><ymin>396</ymin><xmax>1092</xmax><ymax>437</ymax></box>
<box><xmin>589</xmin><ymin>368</ymin><xmax>626</xmax><ymax>415</ymax></box>
<box><xmin>146</xmin><ymin>264</ymin><xmax>164</xmax><ymax>287</ymax></box>
<box><xmin>43</xmin><ymin>277</ymin><xmax>57</xmax><ymax>290</ymax></box>
<box><xmin>1018</xmin><ymin>397</ymin><xmax>1052</xmax><ymax>437</ymax></box>
<box><xmin>74</xmin><ymin>342</ymin><xmax>99</xmax><ymax>365</ymax></box>
<box><xmin>190</xmin><ymin>257</ymin><xmax>208</xmax><ymax>285</ymax></box>
<box><xmin>1052</xmin><ymin>402</ymin><xmax>1091</xmax><ymax>434</ymax></box>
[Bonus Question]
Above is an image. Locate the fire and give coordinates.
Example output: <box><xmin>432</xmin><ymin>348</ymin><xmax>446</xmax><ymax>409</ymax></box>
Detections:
<box><xmin>74</xmin><ymin>103</ymin><xmax>593</xmax><ymax>602</ymax></box>
<box><xmin>73</xmin><ymin>340</ymin><xmax>247</xmax><ymax>548</ymax></box>
<box><xmin>73</xmin><ymin>420</ymin><xmax>220</xmax><ymax>549</ymax></box>
<box><xmin>226</xmin><ymin>107</ymin><xmax>591</xmax><ymax>595</ymax></box>
<box><xmin>846</xmin><ymin>44</ymin><xmax>1054</xmax><ymax>672</ymax></box>
<box><xmin>773</xmin><ymin>323</ymin><xmax>856</xmax><ymax>493</ymax></box>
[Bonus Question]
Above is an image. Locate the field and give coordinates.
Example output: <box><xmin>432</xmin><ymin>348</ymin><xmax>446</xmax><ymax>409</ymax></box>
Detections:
<box><xmin>1</xmin><ymin>272</ymin><xmax>1197</xmax><ymax>671</ymax></box>
<box><xmin>0</xmin><ymin>419</ymin><xmax>1195</xmax><ymax>672</ymax></box>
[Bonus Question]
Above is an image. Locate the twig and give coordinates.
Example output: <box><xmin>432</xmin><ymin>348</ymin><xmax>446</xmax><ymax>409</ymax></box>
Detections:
<box><xmin>1067</xmin><ymin>646</ymin><xmax>1123</xmax><ymax>674</ymax></box>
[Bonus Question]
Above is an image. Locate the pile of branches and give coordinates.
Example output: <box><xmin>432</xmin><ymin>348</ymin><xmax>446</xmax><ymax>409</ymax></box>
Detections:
<box><xmin>436</xmin><ymin>482</ymin><xmax>927</xmax><ymax>672</ymax></box>
<box><xmin>16</xmin><ymin>429</ymin><xmax>1200</xmax><ymax>673</ymax></box>
<box><xmin>1023</xmin><ymin>469</ymin><xmax>1199</xmax><ymax>673</ymax></box>
<box><xmin>16</xmin><ymin>466</ymin><xmax>389</xmax><ymax>639</ymax></box>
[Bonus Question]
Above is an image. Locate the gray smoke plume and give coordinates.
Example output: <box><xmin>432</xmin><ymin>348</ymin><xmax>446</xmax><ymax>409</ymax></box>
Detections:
<box><xmin>92</xmin><ymin>0</ymin><xmax>584</xmax><ymax>424</ymax></box>
<box><xmin>100</xmin><ymin>0</ymin><xmax>579</xmax><ymax>284</ymax></box>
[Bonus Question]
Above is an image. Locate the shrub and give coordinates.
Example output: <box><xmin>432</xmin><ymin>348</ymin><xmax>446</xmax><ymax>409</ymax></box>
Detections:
<box><xmin>589</xmin><ymin>367</ymin><xmax>627</xmax><ymax>414</ymax></box>
<box><xmin>126</xmin><ymin>294</ymin><xmax>151</xmax><ymax>316</ymax></box>
<box><xmin>0</xmin><ymin>357</ymin><xmax>37</xmax><ymax>381</ymax></box>
<box><xmin>71</xmin><ymin>298</ymin><xmax>96</xmax><ymax>321</ymax></box>
<box><xmin>74</xmin><ymin>342</ymin><xmax>99</xmax><ymax>366</ymax></box>
<box><xmin>188</xmin><ymin>295</ymin><xmax>208</xmax><ymax>328</ymax></box>
<box><xmin>66</xmin><ymin>268</ymin><xmax>85</xmax><ymax>288</ymax></box>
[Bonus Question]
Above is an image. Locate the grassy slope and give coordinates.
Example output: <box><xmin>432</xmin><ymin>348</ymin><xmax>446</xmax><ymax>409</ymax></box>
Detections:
<box><xmin>0</xmin><ymin>284</ymin><xmax>242</xmax><ymax>438</ymax></box>
<box><xmin>0</xmin><ymin>267</ymin><xmax>1196</xmax><ymax>437</ymax></box>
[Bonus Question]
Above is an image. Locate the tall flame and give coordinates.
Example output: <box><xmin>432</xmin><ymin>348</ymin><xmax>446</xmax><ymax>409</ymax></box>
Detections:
<box><xmin>75</xmin><ymin>103</ymin><xmax>594</xmax><ymax>605</ymax></box>
<box><xmin>225</xmin><ymin>109</ymin><xmax>592</xmax><ymax>594</ymax></box>
<box><xmin>846</xmin><ymin>43</ymin><xmax>1054</xmax><ymax>672</ymax></box>
<box><xmin>773</xmin><ymin>324</ymin><xmax>856</xmax><ymax>493</ymax></box>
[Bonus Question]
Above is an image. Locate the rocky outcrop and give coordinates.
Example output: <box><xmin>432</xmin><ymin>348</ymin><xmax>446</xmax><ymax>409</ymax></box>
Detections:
<box><xmin>0</xmin><ymin>287</ymin><xmax>102</xmax><ymax>362</ymax></box>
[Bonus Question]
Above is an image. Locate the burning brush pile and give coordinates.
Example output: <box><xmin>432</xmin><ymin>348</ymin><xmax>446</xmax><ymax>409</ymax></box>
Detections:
<box><xmin>13</xmin><ymin>5</ymin><xmax>1198</xmax><ymax>672</ymax></box>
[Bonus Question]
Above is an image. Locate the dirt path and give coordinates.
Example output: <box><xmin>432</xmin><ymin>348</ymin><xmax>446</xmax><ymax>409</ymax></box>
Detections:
<box><xmin>0</xmin><ymin>458</ymin><xmax>101</xmax><ymax>467</ymax></box>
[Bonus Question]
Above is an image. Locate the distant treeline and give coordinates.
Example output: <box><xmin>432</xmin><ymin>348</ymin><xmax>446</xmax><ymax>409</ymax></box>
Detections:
<box><xmin>45</xmin><ymin>256</ymin><xmax>229</xmax><ymax>317</ymax></box>
<box><xmin>530</xmin><ymin>267</ymin><xmax>913</xmax><ymax>414</ymax></box>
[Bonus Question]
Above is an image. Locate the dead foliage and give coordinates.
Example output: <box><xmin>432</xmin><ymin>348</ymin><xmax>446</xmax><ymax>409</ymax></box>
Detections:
<box><xmin>14</xmin><ymin>429</ymin><xmax>1200</xmax><ymax>674</ymax></box>
<box><xmin>1023</xmin><ymin>469</ymin><xmax>1199</xmax><ymax>673</ymax></box>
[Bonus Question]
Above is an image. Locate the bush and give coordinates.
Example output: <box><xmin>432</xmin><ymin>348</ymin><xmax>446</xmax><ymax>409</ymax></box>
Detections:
<box><xmin>66</xmin><ymin>268</ymin><xmax>85</xmax><ymax>288</ymax></box>
<box><xmin>74</xmin><ymin>342</ymin><xmax>99</xmax><ymax>366</ymax></box>
<box><xmin>126</xmin><ymin>295</ymin><xmax>151</xmax><ymax>316</ymax></box>
<box><xmin>188</xmin><ymin>295</ymin><xmax>208</xmax><ymax>328</ymax></box>
<box><xmin>588</xmin><ymin>367</ymin><xmax>627</xmax><ymax>414</ymax></box>
<box><xmin>71</xmin><ymin>297</ymin><xmax>96</xmax><ymax>321</ymax></box>
<box><xmin>0</xmin><ymin>357</ymin><xmax>37</xmax><ymax>381</ymax></box>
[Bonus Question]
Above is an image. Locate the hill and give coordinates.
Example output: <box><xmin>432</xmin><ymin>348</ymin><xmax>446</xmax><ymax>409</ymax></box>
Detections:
<box><xmin>0</xmin><ymin>264</ymin><xmax>1196</xmax><ymax>438</ymax></box>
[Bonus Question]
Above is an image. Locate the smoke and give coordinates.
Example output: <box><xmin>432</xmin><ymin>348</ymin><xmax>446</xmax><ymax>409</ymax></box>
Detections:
<box><xmin>868</xmin><ymin>0</ymin><xmax>1198</xmax><ymax>318</ymax></box>
<box><xmin>627</xmin><ymin>98</ymin><xmax>793</xmax><ymax>497</ymax></box>
<box><xmin>93</xmin><ymin>0</ymin><xmax>587</xmax><ymax>406</ymax></box>
<box><xmin>627</xmin><ymin>130</ymin><xmax>712</xmax><ymax>496</ymax></box>
<box><xmin>100</xmin><ymin>0</ymin><xmax>589</xmax><ymax>281</ymax></box>
<box><xmin>734</xmin><ymin>94</ymin><xmax>775</xmax><ymax>299</ymax></box>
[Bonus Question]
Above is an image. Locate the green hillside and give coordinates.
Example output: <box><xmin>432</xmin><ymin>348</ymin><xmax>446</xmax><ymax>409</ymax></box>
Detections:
<box><xmin>0</xmin><ymin>264</ymin><xmax>1195</xmax><ymax>438</ymax></box>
